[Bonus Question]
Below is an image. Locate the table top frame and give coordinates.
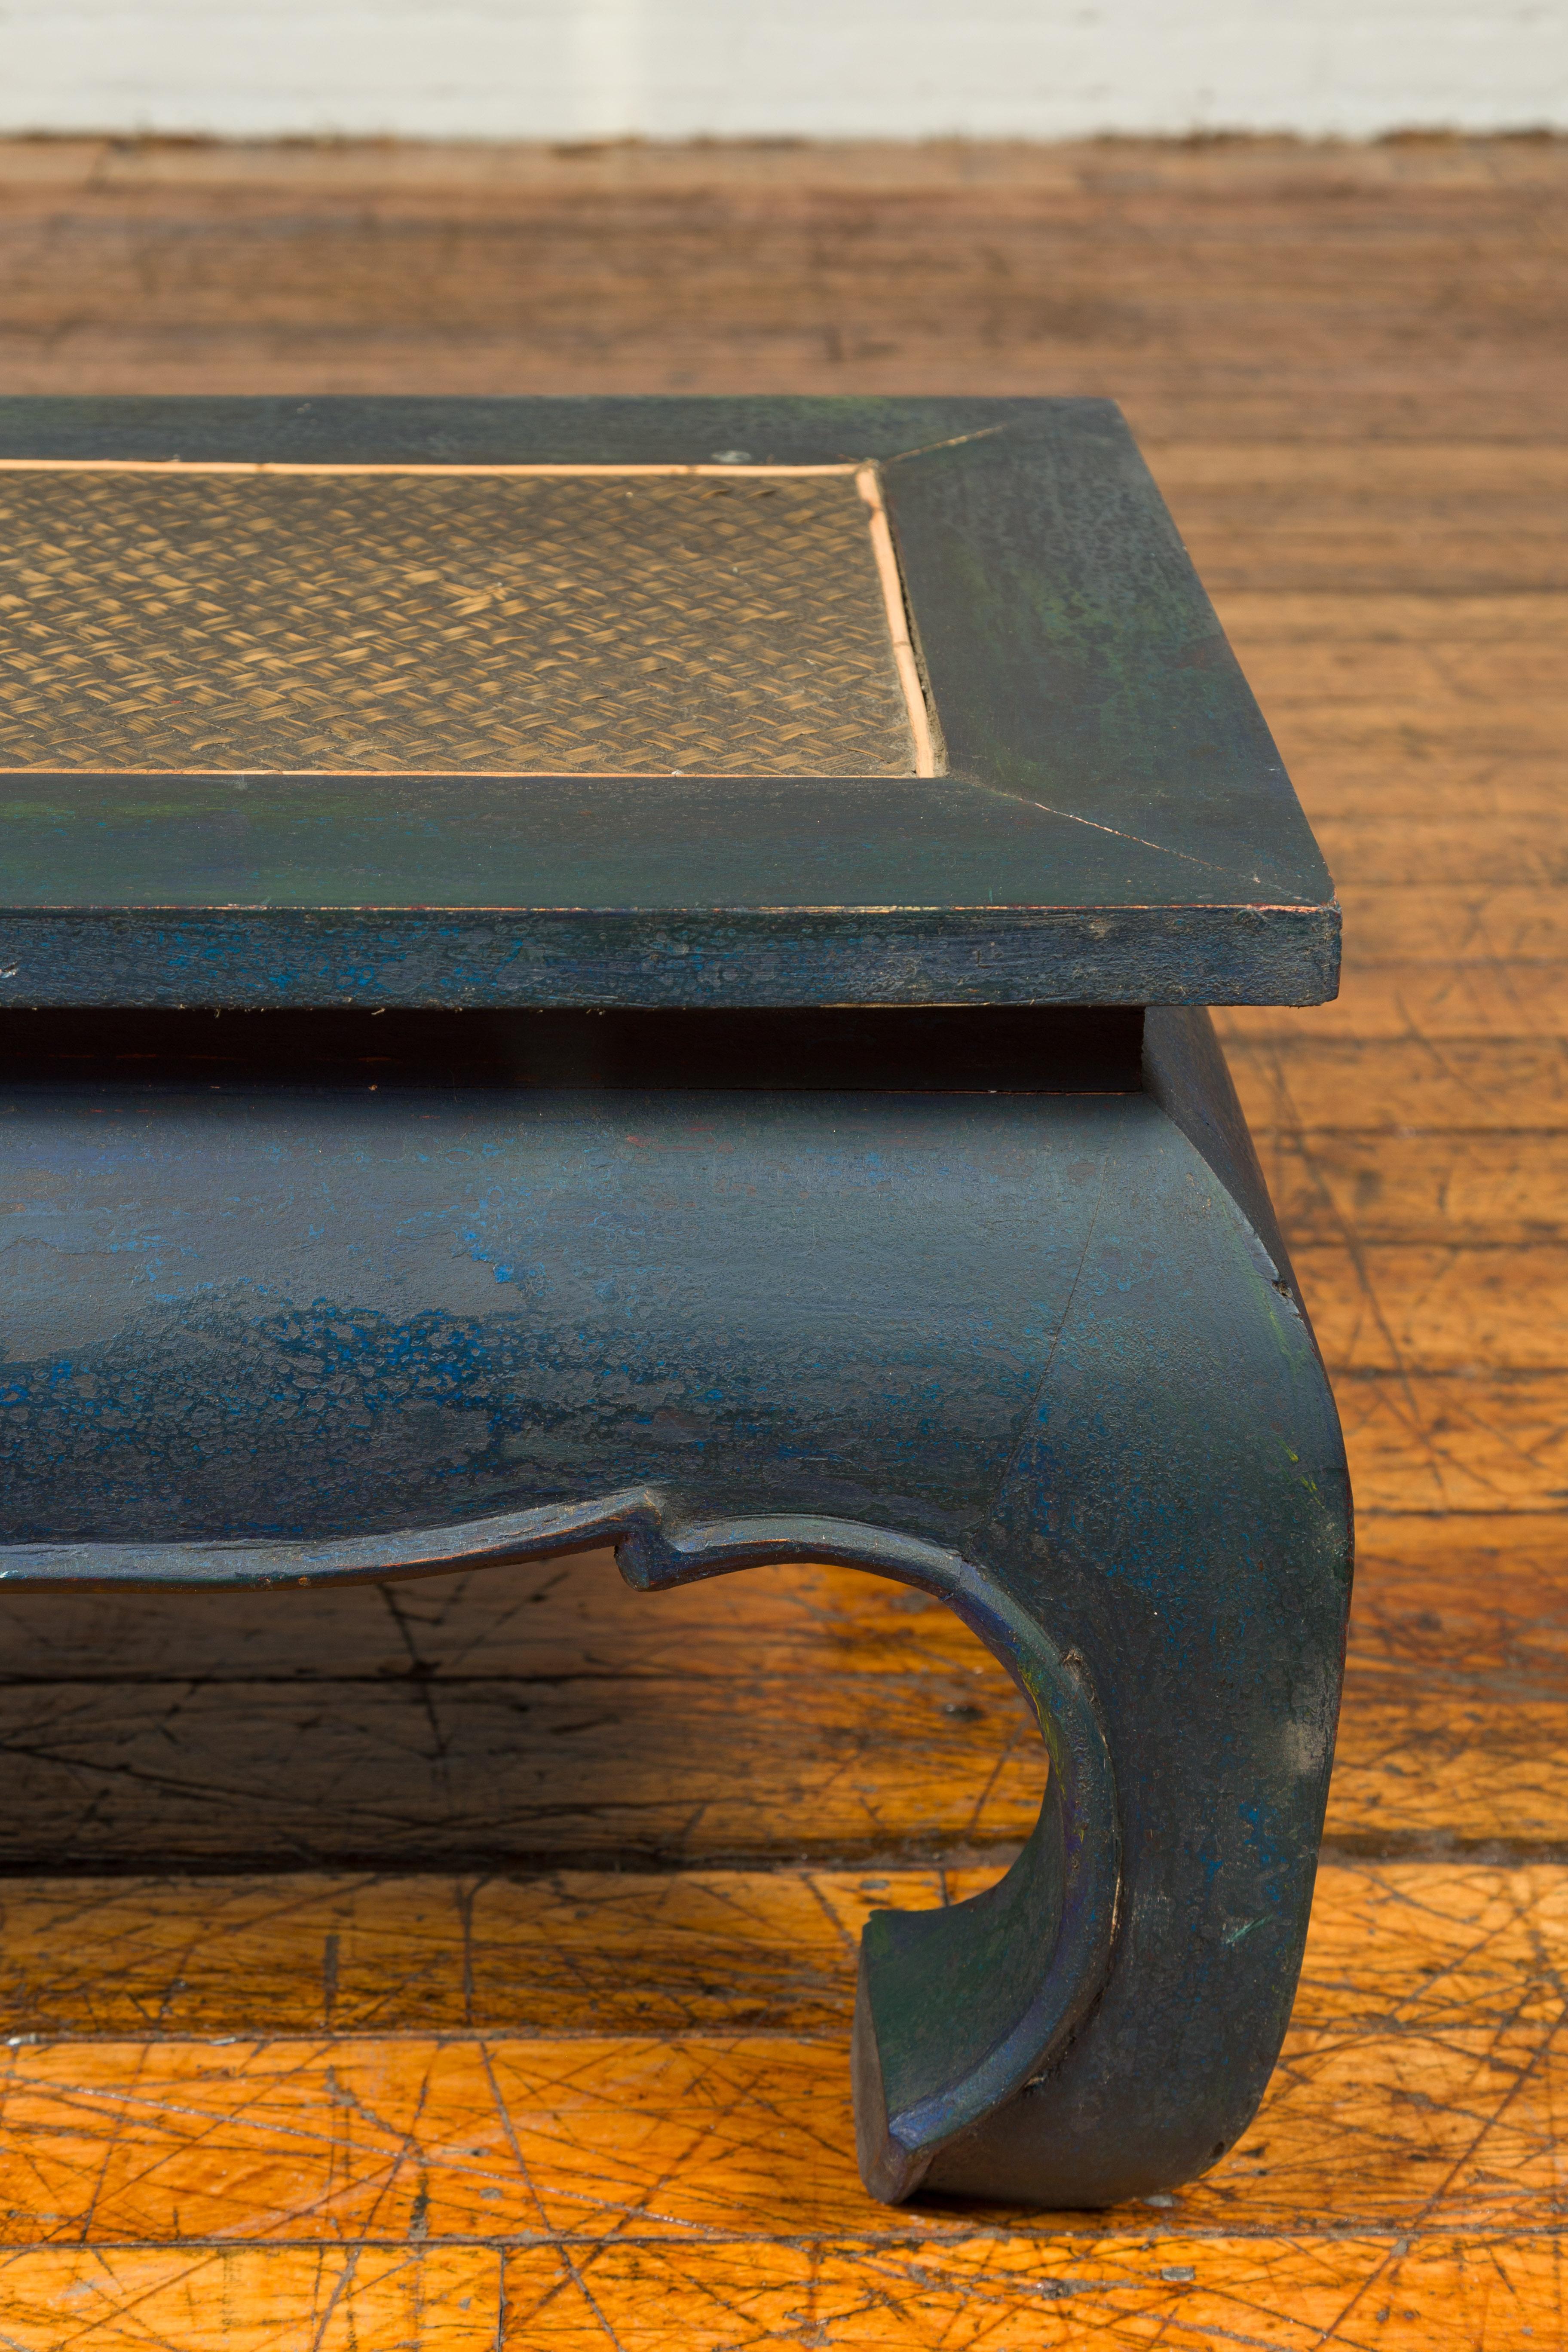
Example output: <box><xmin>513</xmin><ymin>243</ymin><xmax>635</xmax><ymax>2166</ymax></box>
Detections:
<box><xmin>0</xmin><ymin>395</ymin><xmax>1337</xmax><ymax>1009</ymax></box>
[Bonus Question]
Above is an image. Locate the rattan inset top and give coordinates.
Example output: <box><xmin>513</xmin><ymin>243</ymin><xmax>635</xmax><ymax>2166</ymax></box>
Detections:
<box><xmin>0</xmin><ymin>395</ymin><xmax>1341</xmax><ymax>1012</ymax></box>
<box><xmin>0</xmin><ymin>466</ymin><xmax>924</xmax><ymax>777</ymax></box>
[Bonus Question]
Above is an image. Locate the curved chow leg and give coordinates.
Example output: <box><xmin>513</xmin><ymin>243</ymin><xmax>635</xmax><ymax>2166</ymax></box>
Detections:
<box><xmin>628</xmin><ymin>1013</ymin><xmax>1351</xmax><ymax>2207</ymax></box>
<box><xmin>901</xmin><ymin>1010</ymin><xmax>1351</xmax><ymax>2205</ymax></box>
<box><xmin>0</xmin><ymin>1011</ymin><xmax>1348</xmax><ymax>2209</ymax></box>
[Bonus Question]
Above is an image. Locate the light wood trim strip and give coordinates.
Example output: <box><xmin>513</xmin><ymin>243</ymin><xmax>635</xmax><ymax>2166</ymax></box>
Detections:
<box><xmin>856</xmin><ymin>462</ymin><xmax>938</xmax><ymax>777</ymax></box>
<box><xmin>0</xmin><ymin>458</ymin><xmax>859</xmax><ymax>477</ymax></box>
<box><xmin>0</xmin><ymin>767</ymin><xmax>911</xmax><ymax>779</ymax></box>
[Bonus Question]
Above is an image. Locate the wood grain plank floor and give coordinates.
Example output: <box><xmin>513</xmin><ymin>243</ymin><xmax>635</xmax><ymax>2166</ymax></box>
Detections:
<box><xmin>0</xmin><ymin>130</ymin><xmax>1562</xmax><ymax>2348</ymax></box>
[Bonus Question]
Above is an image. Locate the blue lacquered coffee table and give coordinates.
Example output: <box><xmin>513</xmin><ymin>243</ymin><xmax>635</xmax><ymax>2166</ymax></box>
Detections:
<box><xmin>0</xmin><ymin>395</ymin><xmax>1349</xmax><ymax>2208</ymax></box>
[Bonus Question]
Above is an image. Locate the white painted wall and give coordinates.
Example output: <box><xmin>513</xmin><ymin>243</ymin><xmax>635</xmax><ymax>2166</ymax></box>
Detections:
<box><xmin>2</xmin><ymin>1</ymin><xmax>1564</xmax><ymax>141</ymax></box>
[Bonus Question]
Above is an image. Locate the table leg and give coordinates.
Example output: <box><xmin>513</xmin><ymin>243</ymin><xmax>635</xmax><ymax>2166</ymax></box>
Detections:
<box><xmin>628</xmin><ymin>1013</ymin><xmax>1351</xmax><ymax>2207</ymax></box>
<box><xmin>0</xmin><ymin>1012</ymin><xmax>1348</xmax><ymax>2209</ymax></box>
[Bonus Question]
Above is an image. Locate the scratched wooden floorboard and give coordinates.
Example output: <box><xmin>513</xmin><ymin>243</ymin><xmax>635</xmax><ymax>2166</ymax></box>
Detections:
<box><xmin>0</xmin><ymin>2239</ymin><xmax>1560</xmax><ymax>2352</ymax></box>
<box><xmin>0</xmin><ymin>1856</ymin><xmax>1553</xmax><ymax>2040</ymax></box>
<box><xmin>1228</xmin><ymin>1032</ymin><xmax>1567</xmax><ymax>1126</ymax></box>
<box><xmin>1243</xmin><ymin>971</ymin><xmax>1568</xmax><ymax>1039</ymax></box>
<box><xmin>0</xmin><ymin>1516</ymin><xmax>1565</xmax><ymax>1865</ymax></box>
<box><xmin>0</xmin><ymin>131</ymin><xmax>1562</xmax><ymax>2349</ymax></box>
<box><xmin>1260</xmin><ymin>1136</ymin><xmax>1568</xmax><ymax>1243</ymax></box>
<box><xmin>0</xmin><ymin>1866</ymin><xmax>1564</xmax><ymax>2349</ymax></box>
<box><xmin>2</xmin><ymin>136</ymin><xmax>1563</xmax><ymax>440</ymax></box>
<box><xmin>1323</xmin><ymin>891</ymin><xmax>1568</xmax><ymax>965</ymax></box>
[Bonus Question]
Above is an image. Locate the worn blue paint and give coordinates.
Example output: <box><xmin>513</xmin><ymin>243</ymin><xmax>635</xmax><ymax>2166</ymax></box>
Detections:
<box><xmin>0</xmin><ymin>1008</ymin><xmax>1351</xmax><ymax>2210</ymax></box>
<box><xmin>0</xmin><ymin>396</ymin><xmax>1338</xmax><ymax>1010</ymax></box>
<box><xmin>0</xmin><ymin>392</ymin><xmax>1348</xmax><ymax>2208</ymax></box>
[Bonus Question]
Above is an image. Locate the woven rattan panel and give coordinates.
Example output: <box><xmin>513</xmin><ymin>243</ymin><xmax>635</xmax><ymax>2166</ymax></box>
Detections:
<box><xmin>0</xmin><ymin>470</ymin><xmax>917</xmax><ymax>775</ymax></box>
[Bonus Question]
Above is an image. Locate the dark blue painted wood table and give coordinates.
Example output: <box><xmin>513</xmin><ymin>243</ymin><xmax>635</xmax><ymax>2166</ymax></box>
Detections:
<box><xmin>0</xmin><ymin>397</ymin><xmax>1350</xmax><ymax>2208</ymax></box>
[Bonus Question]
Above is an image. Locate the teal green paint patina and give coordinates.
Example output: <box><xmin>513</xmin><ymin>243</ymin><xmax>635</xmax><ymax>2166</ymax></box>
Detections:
<box><xmin>0</xmin><ymin>400</ymin><xmax>1350</xmax><ymax>2214</ymax></box>
<box><xmin>0</xmin><ymin>396</ymin><xmax>1335</xmax><ymax>1010</ymax></box>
